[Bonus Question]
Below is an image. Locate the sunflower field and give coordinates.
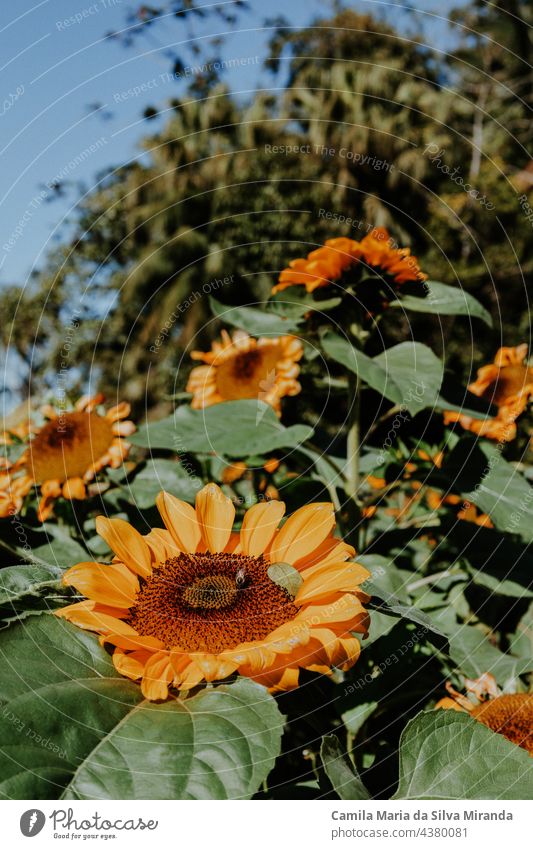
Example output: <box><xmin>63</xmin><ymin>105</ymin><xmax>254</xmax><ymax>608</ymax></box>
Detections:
<box><xmin>0</xmin><ymin>1</ymin><xmax>532</xmax><ymax>807</ymax></box>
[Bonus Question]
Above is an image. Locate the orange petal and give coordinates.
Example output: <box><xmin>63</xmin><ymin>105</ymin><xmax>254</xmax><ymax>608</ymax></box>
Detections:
<box><xmin>111</xmin><ymin>420</ymin><xmax>136</xmax><ymax>437</ymax></box>
<box><xmin>156</xmin><ymin>491</ymin><xmax>201</xmax><ymax>552</ymax></box>
<box><xmin>295</xmin><ymin>537</ymin><xmax>355</xmax><ymax>575</ymax></box>
<box><xmin>195</xmin><ymin>483</ymin><xmax>235</xmax><ymax>552</ymax></box>
<box><xmin>188</xmin><ymin>653</ymin><xmax>238</xmax><ymax>683</ymax></box>
<box><xmin>141</xmin><ymin>651</ymin><xmax>173</xmax><ymax>700</ymax></box>
<box><xmin>63</xmin><ymin>561</ymin><xmax>139</xmax><ymax>607</ymax></box>
<box><xmin>102</xmin><ymin>632</ymin><xmax>165</xmax><ymax>651</ymax></box>
<box><xmin>106</xmin><ymin>401</ymin><xmax>131</xmax><ymax>422</ymax></box>
<box><xmin>240</xmin><ymin>500</ymin><xmax>285</xmax><ymax>556</ymax></box>
<box><xmin>295</xmin><ymin>562</ymin><xmax>370</xmax><ymax>606</ymax></box>
<box><xmin>95</xmin><ymin>516</ymin><xmax>152</xmax><ymax>578</ymax></box>
<box><xmin>113</xmin><ymin>648</ymin><xmax>150</xmax><ymax>681</ymax></box>
<box><xmin>268</xmin><ymin>503</ymin><xmax>335</xmax><ymax>565</ymax></box>
<box><xmin>62</xmin><ymin>477</ymin><xmax>86</xmax><ymax>500</ymax></box>
<box><xmin>55</xmin><ymin>600</ymin><xmax>133</xmax><ymax>634</ymax></box>
<box><xmin>297</xmin><ymin>593</ymin><xmax>370</xmax><ymax>634</ymax></box>
<box><xmin>435</xmin><ymin>697</ymin><xmax>466</xmax><ymax>712</ymax></box>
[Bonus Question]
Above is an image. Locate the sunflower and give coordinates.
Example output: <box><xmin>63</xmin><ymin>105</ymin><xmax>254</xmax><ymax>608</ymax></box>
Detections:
<box><xmin>444</xmin><ymin>344</ymin><xmax>533</xmax><ymax>442</ymax></box>
<box><xmin>187</xmin><ymin>330</ymin><xmax>303</xmax><ymax>415</ymax></box>
<box><xmin>272</xmin><ymin>228</ymin><xmax>427</xmax><ymax>295</ymax></box>
<box><xmin>436</xmin><ymin>673</ymin><xmax>533</xmax><ymax>755</ymax></box>
<box><xmin>14</xmin><ymin>394</ymin><xmax>135</xmax><ymax>521</ymax></box>
<box><xmin>56</xmin><ymin>483</ymin><xmax>370</xmax><ymax>700</ymax></box>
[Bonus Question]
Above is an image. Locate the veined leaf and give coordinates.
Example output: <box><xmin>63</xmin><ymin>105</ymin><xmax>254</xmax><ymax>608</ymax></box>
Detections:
<box><xmin>131</xmin><ymin>401</ymin><xmax>313</xmax><ymax>457</ymax></box>
<box><xmin>0</xmin><ymin>617</ymin><xmax>284</xmax><ymax>800</ymax></box>
<box><xmin>394</xmin><ymin>710</ymin><xmax>533</xmax><ymax>799</ymax></box>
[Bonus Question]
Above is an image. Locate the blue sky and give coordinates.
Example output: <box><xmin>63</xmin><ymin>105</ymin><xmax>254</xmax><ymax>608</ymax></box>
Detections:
<box><xmin>0</xmin><ymin>0</ymin><xmax>462</xmax><ymax>286</ymax></box>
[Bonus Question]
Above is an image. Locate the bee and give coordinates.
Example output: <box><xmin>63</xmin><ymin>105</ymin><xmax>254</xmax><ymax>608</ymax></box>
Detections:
<box><xmin>235</xmin><ymin>567</ymin><xmax>247</xmax><ymax>589</ymax></box>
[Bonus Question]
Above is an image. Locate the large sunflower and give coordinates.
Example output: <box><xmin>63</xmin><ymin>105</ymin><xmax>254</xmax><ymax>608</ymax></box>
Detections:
<box><xmin>14</xmin><ymin>394</ymin><xmax>135</xmax><ymax>521</ymax></box>
<box><xmin>444</xmin><ymin>344</ymin><xmax>533</xmax><ymax>442</ymax></box>
<box><xmin>187</xmin><ymin>330</ymin><xmax>303</xmax><ymax>415</ymax></box>
<box><xmin>56</xmin><ymin>483</ymin><xmax>370</xmax><ymax>700</ymax></box>
<box><xmin>436</xmin><ymin>673</ymin><xmax>533</xmax><ymax>756</ymax></box>
<box><xmin>272</xmin><ymin>228</ymin><xmax>427</xmax><ymax>294</ymax></box>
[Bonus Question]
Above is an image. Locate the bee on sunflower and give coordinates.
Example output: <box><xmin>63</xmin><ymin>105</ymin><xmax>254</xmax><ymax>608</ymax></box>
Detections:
<box><xmin>56</xmin><ymin>483</ymin><xmax>370</xmax><ymax>700</ymax></box>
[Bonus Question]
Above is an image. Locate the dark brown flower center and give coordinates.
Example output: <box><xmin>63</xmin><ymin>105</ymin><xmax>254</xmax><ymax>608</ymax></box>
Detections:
<box><xmin>480</xmin><ymin>365</ymin><xmax>533</xmax><ymax>406</ymax></box>
<box><xmin>215</xmin><ymin>346</ymin><xmax>281</xmax><ymax>400</ymax></box>
<box><xmin>26</xmin><ymin>412</ymin><xmax>114</xmax><ymax>483</ymax></box>
<box><xmin>127</xmin><ymin>552</ymin><xmax>298</xmax><ymax>653</ymax></box>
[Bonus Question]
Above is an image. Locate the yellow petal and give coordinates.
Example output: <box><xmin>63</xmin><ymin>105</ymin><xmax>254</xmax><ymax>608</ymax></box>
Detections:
<box><xmin>113</xmin><ymin>649</ymin><xmax>150</xmax><ymax>681</ymax></box>
<box><xmin>55</xmin><ymin>600</ymin><xmax>133</xmax><ymax>635</ymax></box>
<box><xmin>188</xmin><ymin>653</ymin><xmax>238</xmax><ymax>682</ymax></box>
<box><xmin>295</xmin><ymin>562</ymin><xmax>370</xmax><ymax>605</ymax></box>
<box><xmin>141</xmin><ymin>651</ymin><xmax>173</xmax><ymax>701</ymax></box>
<box><xmin>195</xmin><ymin>483</ymin><xmax>235</xmax><ymax>552</ymax></box>
<box><xmin>268</xmin><ymin>502</ymin><xmax>335</xmax><ymax>565</ymax></box>
<box><xmin>63</xmin><ymin>561</ymin><xmax>139</xmax><ymax>607</ymax></box>
<box><xmin>95</xmin><ymin>516</ymin><xmax>152</xmax><ymax>578</ymax></box>
<box><xmin>62</xmin><ymin>477</ymin><xmax>86</xmax><ymax>500</ymax></box>
<box><xmin>240</xmin><ymin>500</ymin><xmax>285</xmax><ymax>556</ymax></box>
<box><xmin>156</xmin><ymin>491</ymin><xmax>201</xmax><ymax>553</ymax></box>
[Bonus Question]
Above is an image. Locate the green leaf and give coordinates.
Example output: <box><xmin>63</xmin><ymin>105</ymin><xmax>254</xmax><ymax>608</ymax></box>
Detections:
<box><xmin>0</xmin><ymin>564</ymin><xmax>67</xmax><ymax>625</ymax></box>
<box><xmin>443</xmin><ymin>521</ymin><xmax>533</xmax><ymax>598</ymax></box>
<box><xmin>448</xmin><ymin>626</ymin><xmax>532</xmax><ymax>686</ymax></box>
<box><xmin>395</xmin><ymin>710</ymin><xmax>533</xmax><ymax>800</ymax></box>
<box><xmin>363</xmin><ymin>579</ymin><xmax>450</xmax><ymax>651</ymax></box>
<box><xmin>0</xmin><ymin>617</ymin><xmax>284</xmax><ymax>800</ymax></box>
<box><xmin>467</xmin><ymin>458</ymin><xmax>533</xmax><ymax>545</ymax></box>
<box><xmin>394</xmin><ymin>280</ymin><xmax>492</xmax><ymax>327</ymax></box>
<box><xmin>267</xmin><ymin>563</ymin><xmax>303</xmax><ymax>599</ymax></box>
<box><xmin>321</xmin><ymin>330</ymin><xmax>404</xmax><ymax>405</ymax></box>
<box><xmin>126</xmin><ymin>458</ymin><xmax>201</xmax><ymax>508</ymax></box>
<box><xmin>341</xmin><ymin>702</ymin><xmax>378</xmax><ymax>738</ymax></box>
<box><xmin>373</xmin><ymin>342</ymin><xmax>444</xmax><ymax>415</ymax></box>
<box><xmin>30</xmin><ymin>527</ymin><xmax>89</xmax><ymax>568</ymax></box>
<box><xmin>321</xmin><ymin>332</ymin><xmax>443</xmax><ymax>415</ymax></box>
<box><xmin>320</xmin><ymin>735</ymin><xmax>370</xmax><ymax>800</ymax></box>
<box><xmin>269</xmin><ymin>288</ymin><xmax>341</xmax><ymax>316</ymax></box>
<box><xmin>131</xmin><ymin>401</ymin><xmax>313</xmax><ymax>457</ymax></box>
<box><xmin>209</xmin><ymin>297</ymin><xmax>302</xmax><ymax>335</ymax></box>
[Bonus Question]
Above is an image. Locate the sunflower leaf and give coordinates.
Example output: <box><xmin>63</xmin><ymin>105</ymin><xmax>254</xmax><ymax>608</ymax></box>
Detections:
<box><xmin>393</xmin><ymin>280</ymin><xmax>493</xmax><ymax>327</ymax></box>
<box><xmin>267</xmin><ymin>562</ymin><xmax>303</xmax><ymax>598</ymax></box>
<box><xmin>363</xmin><ymin>580</ymin><xmax>450</xmax><ymax>651</ymax></box>
<box><xmin>125</xmin><ymin>458</ymin><xmax>201</xmax><ymax>507</ymax></box>
<box><xmin>0</xmin><ymin>616</ymin><xmax>284</xmax><ymax>800</ymax></box>
<box><xmin>0</xmin><ymin>564</ymin><xmax>67</xmax><ymax>626</ymax></box>
<box><xmin>394</xmin><ymin>710</ymin><xmax>533</xmax><ymax>799</ymax></box>
<box><xmin>321</xmin><ymin>332</ymin><xmax>443</xmax><ymax>415</ymax></box>
<box><xmin>131</xmin><ymin>401</ymin><xmax>313</xmax><ymax>457</ymax></box>
<box><xmin>209</xmin><ymin>297</ymin><xmax>303</xmax><ymax>334</ymax></box>
<box><xmin>320</xmin><ymin>734</ymin><xmax>371</xmax><ymax>800</ymax></box>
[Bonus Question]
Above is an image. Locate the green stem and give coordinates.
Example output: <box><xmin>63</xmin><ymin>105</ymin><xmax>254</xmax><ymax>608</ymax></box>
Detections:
<box><xmin>346</xmin><ymin>372</ymin><xmax>361</xmax><ymax>504</ymax></box>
